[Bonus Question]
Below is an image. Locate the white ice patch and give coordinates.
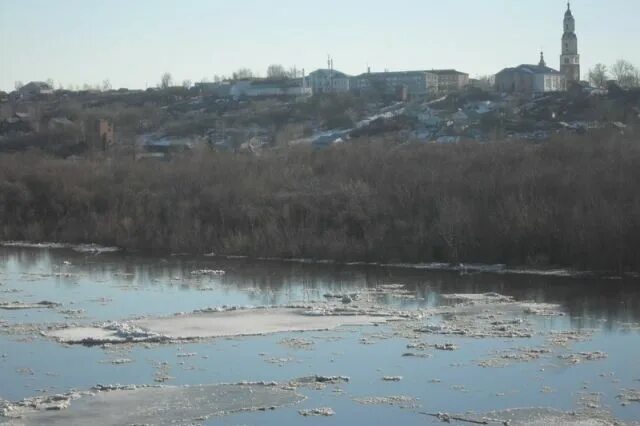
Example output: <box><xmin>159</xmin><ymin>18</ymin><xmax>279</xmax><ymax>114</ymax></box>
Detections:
<box><xmin>1</xmin><ymin>241</ymin><xmax>119</xmax><ymax>254</ymax></box>
<box><xmin>0</xmin><ymin>383</ymin><xmax>305</xmax><ymax>425</ymax></box>
<box><xmin>47</xmin><ymin>306</ymin><xmax>391</xmax><ymax>344</ymax></box>
<box><xmin>0</xmin><ymin>301</ymin><xmax>60</xmax><ymax>310</ymax></box>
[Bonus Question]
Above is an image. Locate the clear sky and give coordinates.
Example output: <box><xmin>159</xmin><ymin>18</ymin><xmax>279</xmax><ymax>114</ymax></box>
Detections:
<box><xmin>1</xmin><ymin>0</ymin><xmax>639</xmax><ymax>91</ymax></box>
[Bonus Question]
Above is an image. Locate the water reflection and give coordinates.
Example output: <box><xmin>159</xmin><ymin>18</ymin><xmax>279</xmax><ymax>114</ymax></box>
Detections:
<box><xmin>2</xmin><ymin>247</ymin><xmax>640</xmax><ymax>328</ymax></box>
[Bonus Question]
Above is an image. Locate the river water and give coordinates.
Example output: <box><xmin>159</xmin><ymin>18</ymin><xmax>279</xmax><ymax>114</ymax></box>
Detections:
<box><xmin>1</xmin><ymin>246</ymin><xmax>639</xmax><ymax>424</ymax></box>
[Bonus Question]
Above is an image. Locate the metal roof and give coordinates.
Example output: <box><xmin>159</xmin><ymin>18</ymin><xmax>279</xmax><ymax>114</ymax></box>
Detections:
<box><xmin>497</xmin><ymin>64</ymin><xmax>563</xmax><ymax>76</ymax></box>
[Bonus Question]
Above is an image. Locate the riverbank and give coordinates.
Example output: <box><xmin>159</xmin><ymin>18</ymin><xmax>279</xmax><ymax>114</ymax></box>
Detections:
<box><xmin>1</xmin><ymin>136</ymin><xmax>639</xmax><ymax>272</ymax></box>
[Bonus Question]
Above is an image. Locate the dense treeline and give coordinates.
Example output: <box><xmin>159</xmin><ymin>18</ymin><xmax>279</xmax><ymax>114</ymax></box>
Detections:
<box><xmin>1</xmin><ymin>134</ymin><xmax>639</xmax><ymax>272</ymax></box>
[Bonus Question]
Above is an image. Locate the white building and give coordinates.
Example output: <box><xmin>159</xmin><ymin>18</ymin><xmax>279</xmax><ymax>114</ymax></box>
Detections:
<box><xmin>495</xmin><ymin>53</ymin><xmax>566</xmax><ymax>95</ymax></box>
<box><xmin>307</xmin><ymin>69</ymin><xmax>351</xmax><ymax>94</ymax></box>
<box><xmin>495</xmin><ymin>3</ymin><xmax>581</xmax><ymax>95</ymax></box>
<box><xmin>195</xmin><ymin>77</ymin><xmax>312</xmax><ymax>99</ymax></box>
<box><xmin>351</xmin><ymin>70</ymin><xmax>439</xmax><ymax>97</ymax></box>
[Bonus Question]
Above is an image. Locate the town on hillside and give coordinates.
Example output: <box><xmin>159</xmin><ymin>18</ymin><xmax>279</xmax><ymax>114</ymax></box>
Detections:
<box><xmin>1</xmin><ymin>3</ymin><xmax>638</xmax><ymax>159</ymax></box>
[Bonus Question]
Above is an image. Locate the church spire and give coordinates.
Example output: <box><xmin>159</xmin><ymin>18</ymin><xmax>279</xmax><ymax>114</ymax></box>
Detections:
<box><xmin>539</xmin><ymin>51</ymin><xmax>546</xmax><ymax>67</ymax></box>
<box><xmin>560</xmin><ymin>1</ymin><xmax>580</xmax><ymax>83</ymax></box>
<box><xmin>565</xmin><ymin>2</ymin><xmax>573</xmax><ymax>19</ymax></box>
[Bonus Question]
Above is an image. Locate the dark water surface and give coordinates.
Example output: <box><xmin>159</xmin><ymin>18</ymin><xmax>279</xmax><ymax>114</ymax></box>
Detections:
<box><xmin>1</xmin><ymin>247</ymin><xmax>639</xmax><ymax>424</ymax></box>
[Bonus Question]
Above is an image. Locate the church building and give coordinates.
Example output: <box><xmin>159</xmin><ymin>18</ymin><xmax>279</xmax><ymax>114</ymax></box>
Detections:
<box><xmin>494</xmin><ymin>53</ymin><xmax>565</xmax><ymax>95</ymax></box>
<box><xmin>495</xmin><ymin>2</ymin><xmax>581</xmax><ymax>95</ymax></box>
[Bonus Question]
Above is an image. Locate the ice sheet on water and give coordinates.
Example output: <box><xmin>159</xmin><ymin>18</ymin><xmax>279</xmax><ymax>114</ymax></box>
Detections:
<box><xmin>1</xmin><ymin>241</ymin><xmax>119</xmax><ymax>254</ymax></box>
<box><xmin>46</xmin><ymin>306</ymin><xmax>392</xmax><ymax>345</ymax></box>
<box><xmin>0</xmin><ymin>383</ymin><xmax>305</xmax><ymax>425</ymax></box>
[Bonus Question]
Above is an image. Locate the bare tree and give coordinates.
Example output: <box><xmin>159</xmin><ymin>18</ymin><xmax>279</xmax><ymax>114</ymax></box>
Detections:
<box><xmin>46</xmin><ymin>78</ymin><xmax>55</xmax><ymax>89</ymax></box>
<box><xmin>14</xmin><ymin>81</ymin><xmax>24</xmax><ymax>90</ymax></box>
<box><xmin>182</xmin><ymin>79</ymin><xmax>192</xmax><ymax>89</ymax></box>
<box><xmin>588</xmin><ymin>64</ymin><xmax>608</xmax><ymax>88</ymax></box>
<box><xmin>160</xmin><ymin>72</ymin><xmax>173</xmax><ymax>89</ymax></box>
<box><xmin>266</xmin><ymin>64</ymin><xmax>288</xmax><ymax>79</ymax></box>
<box><xmin>611</xmin><ymin>59</ymin><xmax>639</xmax><ymax>88</ymax></box>
<box><xmin>102</xmin><ymin>79</ymin><xmax>112</xmax><ymax>91</ymax></box>
<box><xmin>232</xmin><ymin>69</ymin><xmax>253</xmax><ymax>80</ymax></box>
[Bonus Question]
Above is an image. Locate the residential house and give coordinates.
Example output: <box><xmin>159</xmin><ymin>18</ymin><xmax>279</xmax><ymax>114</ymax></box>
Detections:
<box><xmin>13</xmin><ymin>81</ymin><xmax>54</xmax><ymax>101</ymax></box>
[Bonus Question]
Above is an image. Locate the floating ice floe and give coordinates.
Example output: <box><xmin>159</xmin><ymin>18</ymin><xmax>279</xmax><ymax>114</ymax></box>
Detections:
<box><xmin>46</xmin><ymin>306</ymin><xmax>392</xmax><ymax>345</ymax></box>
<box><xmin>1</xmin><ymin>241</ymin><xmax>119</xmax><ymax>254</ymax></box>
<box><xmin>557</xmin><ymin>351</ymin><xmax>608</xmax><ymax>364</ymax></box>
<box><xmin>0</xmin><ymin>301</ymin><xmax>60</xmax><ymax>310</ymax></box>
<box><xmin>353</xmin><ymin>395</ymin><xmax>418</xmax><ymax>408</ymax></box>
<box><xmin>0</xmin><ymin>382</ymin><xmax>305</xmax><ymax>425</ymax></box>
<box><xmin>431</xmin><ymin>407</ymin><xmax>625</xmax><ymax>425</ymax></box>
<box><xmin>299</xmin><ymin>407</ymin><xmax>335</xmax><ymax>416</ymax></box>
<box><xmin>440</xmin><ymin>292</ymin><xmax>514</xmax><ymax>304</ymax></box>
<box><xmin>617</xmin><ymin>388</ymin><xmax>640</xmax><ymax>406</ymax></box>
<box><xmin>190</xmin><ymin>269</ymin><xmax>226</xmax><ymax>276</ymax></box>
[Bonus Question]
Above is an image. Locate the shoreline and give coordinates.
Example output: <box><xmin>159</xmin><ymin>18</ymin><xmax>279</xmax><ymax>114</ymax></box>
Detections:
<box><xmin>2</xmin><ymin>240</ymin><xmax>638</xmax><ymax>280</ymax></box>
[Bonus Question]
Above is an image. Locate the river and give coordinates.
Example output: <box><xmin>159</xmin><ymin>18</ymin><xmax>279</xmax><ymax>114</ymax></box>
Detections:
<box><xmin>1</xmin><ymin>246</ymin><xmax>639</xmax><ymax>425</ymax></box>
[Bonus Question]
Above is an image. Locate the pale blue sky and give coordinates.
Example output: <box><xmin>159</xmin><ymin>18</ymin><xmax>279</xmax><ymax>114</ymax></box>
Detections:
<box><xmin>1</xmin><ymin>0</ymin><xmax>639</xmax><ymax>91</ymax></box>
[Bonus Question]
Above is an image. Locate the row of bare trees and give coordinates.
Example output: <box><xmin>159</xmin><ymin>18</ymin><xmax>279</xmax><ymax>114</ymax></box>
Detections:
<box><xmin>158</xmin><ymin>64</ymin><xmax>303</xmax><ymax>88</ymax></box>
<box><xmin>588</xmin><ymin>59</ymin><xmax>640</xmax><ymax>89</ymax></box>
<box><xmin>1</xmin><ymin>132</ymin><xmax>639</xmax><ymax>272</ymax></box>
<box><xmin>13</xmin><ymin>79</ymin><xmax>113</xmax><ymax>92</ymax></box>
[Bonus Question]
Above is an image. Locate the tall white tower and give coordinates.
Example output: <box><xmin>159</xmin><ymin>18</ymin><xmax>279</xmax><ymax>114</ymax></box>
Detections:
<box><xmin>560</xmin><ymin>2</ymin><xmax>580</xmax><ymax>82</ymax></box>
